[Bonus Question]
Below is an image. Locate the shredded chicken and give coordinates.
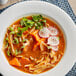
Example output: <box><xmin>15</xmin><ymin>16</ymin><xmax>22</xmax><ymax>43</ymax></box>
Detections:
<box><xmin>36</xmin><ymin>57</ymin><xmax>44</xmax><ymax>63</ymax></box>
<box><xmin>24</xmin><ymin>64</ymin><xmax>34</xmax><ymax>67</ymax></box>
<box><xmin>8</xmin><ymin>35</ymin><xmax>15</xmax><ymax>55</ymax></box>
<box><xmin>29</xmin><ymin>56</ymin><xmax>37</xmax><ymax>61</ymax></box>
<box><xmin>16</xmin><ymin>55</ymin><xmax>30</xmax><ymax>61</ymax></box>
<box><xmin>40</xmin><ymin>41</ymin><xmax>47</xmax><ymax>51</ymax></box>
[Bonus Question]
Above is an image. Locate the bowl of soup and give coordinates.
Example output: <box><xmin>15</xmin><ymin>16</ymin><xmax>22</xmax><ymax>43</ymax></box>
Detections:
<box><xmin>0</xmin><ymin>1</ymin><xmax>76</xmax><ymax>76</ymax></box>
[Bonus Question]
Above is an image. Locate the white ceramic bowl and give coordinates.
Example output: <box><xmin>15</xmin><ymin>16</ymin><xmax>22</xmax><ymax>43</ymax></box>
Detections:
<box><xmin>0</xmin><ymin>1</ymin><xmax>76</xmax><ymax>76</ymax></box>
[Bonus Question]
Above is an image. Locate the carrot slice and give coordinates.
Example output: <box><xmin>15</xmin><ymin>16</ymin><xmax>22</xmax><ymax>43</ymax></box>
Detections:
<box><xmin>30</xmin><ymin>30</ymin><xmax>45</xmax><ymax>51</ymax></box>
<box><xmin>9</xmin><ymin>58</ymin><xmax>21</xmax><ymax>66</ymax></box>
<box><xmin>31</xmin><ymin>30</ymin><xmax>44</xmax><ymax>42</ymax></box>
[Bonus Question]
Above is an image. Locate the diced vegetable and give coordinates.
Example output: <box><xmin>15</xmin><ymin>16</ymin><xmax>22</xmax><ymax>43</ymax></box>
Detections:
<box><xmin>9</xmin><ymin>58</ymin><xmax>21</xmax><ymax>66</ymax></box>
<box><xmin>47</xmin><ymin>36</ymin><xmax>59</xmax><ymax>46</ymax></box>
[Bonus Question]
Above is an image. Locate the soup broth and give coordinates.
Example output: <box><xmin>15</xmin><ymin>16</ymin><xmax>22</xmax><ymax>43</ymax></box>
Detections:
<box><xmin>3</xmin><ymin>15</ymin><xmax>65</xmax><ymax>74</ymax></box>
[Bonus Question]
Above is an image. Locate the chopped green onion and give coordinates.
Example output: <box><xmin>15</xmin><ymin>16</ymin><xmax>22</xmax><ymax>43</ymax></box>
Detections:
<box><xmin>37</xmin><ymin>22</ymin><xmax>43</xmax><ymax>26</ymax></box>
<box><xmin>18</xmin><ymin>50</ymin><xmax>22</xmax><ymax>54</ymax></box>
<box><xmin>6</xmin><ymin>37</ymin><xmax>8</xmax><ymax>41</ymax></box>
<box><xmin>20</xmin><ymin>17</ymin><xmax>28</xmax><ymax>26</ymax></box>
<box><xmin>10</xmin><ymin>31</ymin><xmax>15</xmax><ymax>34</ymax></box>
<box><xmin>32</xmin><ymin>15</ymin><xmax>43</xmax><ymax>22</ymax></box>
<box><xmin>27</xmin><ymin>20</ymin><xmax>34</xmax><ymax>25</ymax></box>
<box><xmin>57</xmin><ymin>37</ymin><xmax>60</xmax><ymax>40</ymax></box>
<box><xmin>14</xmin><ymin>37</ymin><xmax>19</xmax><ymax>44</ymax></box>
<box><xmin>15</xmin><ymin>49</ymin><xmax>22</xmax><ymax>55</ymax></box>
<box><xmin>32</xmin><ymin>15</ymin><xmax>39</xmax><ymax>22</ymax></box>
<box><xmin>47</xmin><ymin>46</ymin><xmax>52</xmax><ymax>49</ymax></box>
<box><xmin>5</xmin><ymin>43</ymin><xmax>8</xmax><ymax>48</ymax></box>
<box><xmin>18</xmin><ymin>27</ymin><xmax>28</xmax><ymax>32</ymax></box>
<box><xmin>21</xmin><ymin>45</ymin><xmax>25</xmax><ymax>49</ymax></box>
<box><xmin>9</xmin><ymin>27</ymin><xmax>14</xmax><ymax>31</ymax></box>
<box><xmin>34</xmin><ymin>23</ymin><xmax>38</xmax><ymax>26</ymax></box>
<box><xmin>7</xmin><ymin>46</ymin><xmax>11</xmax><ymax>56</ymax></box>
<box><xmin>39</xmin><ymin>26</ymin><xmax>43</xmax><ymax>30</ymax></box>
<box><xmin>15</xmin><ymin>49</ymin><xmax>19</xmax><ymax>55</ymax></box>
<box><xmin>20</xmin><ymin>15</ymin><xmax>46</xmax><ymax>30</ymax></box>
<box><xmin>23</xmin><ymin>39</ymin><xmax>27</xmax><ymax>42</ymax></box>
<box><xmin>17</xmin><ymin>27</ymin><xmax>28</xmax><ymax>37</ymax></box>
<box><xmin>23</xmin><ymin>17</ymin><xmax>28</xmax><ymax>21</ymax></box>
<box><xmin>35</xmin><ymin>26</ymin><xmax>40</xmax><ymax>29</ymax></box>
<box><xmin>7</xmin><ymin>51</ymin><xmax>10</xmax><ymax>56</ymax></box>
<box><xmin>16</xmin><ymin>32</ymin><xmax>22</xmax><ymax>37</ymax></box>
<box><xmin>42</xmin><ymin>20</ymin><xmax>46</xmax><ymax>23</ymax></box>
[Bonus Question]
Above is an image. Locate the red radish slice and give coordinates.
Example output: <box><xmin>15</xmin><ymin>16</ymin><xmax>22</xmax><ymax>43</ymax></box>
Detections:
<box><xmin>51</xmin><ymin>46</ymin><xmax>58</xmax><ymax>51</ymax></box>
<box><xmin>48</xmin><ymin>26</ymin><xmax>58</xmax><ymax>35</ymax></box>
<box><xmin>47</xmin><ymin>36</ymin><xmax>59</xmax><ymax>46</ymax></box>
<box><xmin>39</xmin><ymin>27</ymin><xmax>50</xmax><ymax>38</ymax></box>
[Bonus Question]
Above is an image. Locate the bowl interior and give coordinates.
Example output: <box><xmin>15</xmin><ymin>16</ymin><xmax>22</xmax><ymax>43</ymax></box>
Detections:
<box><xmin>0</xmin><ymin>1</ymin><xmax>76</xmax><ymax>76</ymax></box>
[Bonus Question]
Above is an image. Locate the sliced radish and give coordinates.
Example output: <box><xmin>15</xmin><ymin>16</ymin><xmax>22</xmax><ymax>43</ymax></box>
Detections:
<box><xmin>51</xmin><ymin>46</ymin><xmax>58</xmax><ymax>51</ymax></box>
<box><xmin>47</xmin><ymin>36</ymin><xmax>59</xmax><ymax>46</ymax></box>
<box><xmin>39</xmin><ymin>27</ymin><xmax>50</xmax><ymax>38</ymax></box>
<box><xmin>48</xmin><ymin>26</ymin><xmax>58</xmax><ymax>35</ymax></box>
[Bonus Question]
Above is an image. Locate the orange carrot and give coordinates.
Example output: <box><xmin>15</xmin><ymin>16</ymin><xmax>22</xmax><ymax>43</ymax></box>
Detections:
<box><xmin>30</xmin><ymin>30</ymin><xmax>45</xmax><ymax>51</ymax></box>
<box><xmin>9</xmin><ymin>58</ymin><xmax>21</xmax><ymax>66</ymax></box>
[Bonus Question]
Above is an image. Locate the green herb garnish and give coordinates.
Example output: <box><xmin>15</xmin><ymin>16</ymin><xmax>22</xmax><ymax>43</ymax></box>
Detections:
<box><xmin>7</xmin><ymin>46</ymin><xmax>11</xmax><ymax>56</ymax></box>
<box><xmin>21</xmin><ymin>45</ymin><xmax>25</xmax><ymax>49</ymax></box>
<box><xmin>20</xmin><ymin>17</ymin><xmax>28</xmax><ymax>26</ymax></box>
<box><xmin>16</xmin><ymin>32</ymin><xmax>22</xmax><ymax>37</ymax></box>
<box><xmin>42</xmin><ymin>20</ymin><xmax>46</xmax><ymax>23</ymax></box>
<box><xmin>15</xmin><ymin>49</ymin><xmax>19</xmax><ymax>55</ymax></box>
<box><xmin>10</xmin><ymin>31</ymin><xmax>15</xmax><ymax>34</ymax></box>
<box><xmin>19</xmin><ymin>15</ymin><xmax>46</xmax><ymax>34</ymax></box>
<box><xmin>23</xmin><ymin>39</ymin><xmax>27</xmax><ymax>42</ymax></box>
<box><xmin>13</xmin><ymin>37</ymin><xmax>19</xmax><ymax>44</ymax></box>
<box><xmin>9</xmin><ymin>27</ymin><xmax>14</xmax><ymax>31</ymax></box>
<box><xmin>47</xmin><ymin>46</ymin><xmax>52</xmax><ymax>49</ymax></box>
<box><xmin>32</xmin><ymin>15</ymin><xmax>43</xmax><ymax>22</ymax></box>
<box><xmin>15</xmin><ymin>49</ymin><xmax>22</xmax><ymax>55</ymax></box>
<box><xmin>18</xmin><ymin>50</ymin><xmax>22</xmax><ymax>54</ymax></box>
<box><xmin>6</xmin><ymin>37</ymin><xmax>8</xmax><ymax>41</ymax></box>
<box><xmin>57</xmin><ymin>37</ymin><xmax>60</xmax><ymax>40</ymax></box>
<box><xmin>7</xmin><ymin>51</ymin><xmax>10</xmax><ymax>56</ymax></box>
